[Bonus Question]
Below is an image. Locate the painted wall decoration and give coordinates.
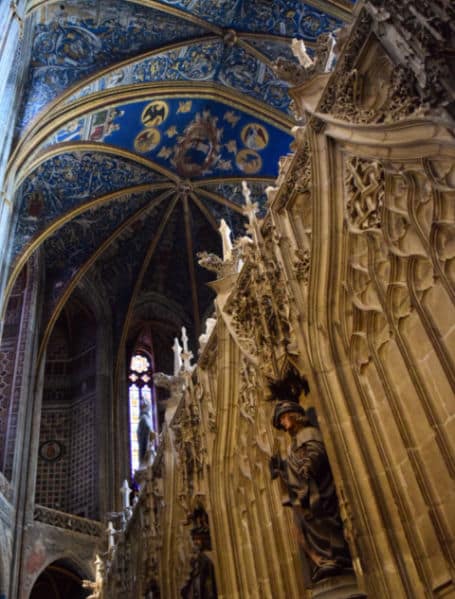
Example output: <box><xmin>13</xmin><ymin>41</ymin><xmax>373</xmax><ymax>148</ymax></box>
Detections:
<box><xmin>42</xmin><ymin>190</ymin><xmax>159</xmax><ymax>317</ymax></box>
<box><xmin>200</xmin><ymin>181</ymin><xmax>269</xmax><ymax>212</ymax></box>
<box><xmin>10</xmin><ymin>0</ymin><xmax>355</xmax><ymax>358</ymax></box>
<box><xmin>17</xmin><ymin>0</ymin><xmax>344</xmax><ymax>132</ymax></box>
<box><xmin>229</xmin><ymin>1</ymin><xmax>342</xmax><ymax>38</ymax></box>
<box><xmin>13</xmin><ymin>152</ymin><xmax>165</xmax><ymax>259</ymax></box>
<box><xmin>38</xmin><ymin>440</ymin><xmax>65</xmax><ymax>463</ymax></box>
<box><xmin>139</xmin><ymin>0</ymin><xmax>342</xmax><ymax>37</ymax></box>
<box><xmin>91</xmin><ymin>198</ymin><xmax>173</xmax><ymax>340</ymax></box>
<box><xmin>245</xmin><ymin>38</ymin><xmax>297</xmax><ymax>62</ymax></box>
<box><xmin>42</xmin><ymin>191</ymin><xmax>154</xmax><ymax>274</ymax></box>
<box><xmin>195</xmin><ymin>195</ymin><xmax>248</xmax><ymax>239</ymax></box>
<box><xmin>17</xmin><ymin>1</ymin><xmax>209</xmax><ymax>130</ymax></box>
<box><xmin>217</xmin><ymin>44</ymin><xmax>291</xmax><ymax>113</ymax></box>
<box><xmin>63</xmin><ymin>39</ymin><xmax>224</xmax><ymax>106</ymax></box>
<box><xmin>61</xmin><ymin>40</ymin><xmax>293</xmax><ymax>116</ymax></box>
<box><xmin>45</xmin><ymin>99</ymin><xmax>292</xmax><ymax>181</ymax></box>
<box><xmin>141</xmin><ymin>201</ymin><xmax>218</xmax><ymax>330</ymax></box>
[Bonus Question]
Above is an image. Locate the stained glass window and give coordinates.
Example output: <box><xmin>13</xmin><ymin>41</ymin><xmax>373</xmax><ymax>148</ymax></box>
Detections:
<box><xmin>128</xmin><ymin>352</ymin><xmax>158</xmax><ymax>473</ymax></box>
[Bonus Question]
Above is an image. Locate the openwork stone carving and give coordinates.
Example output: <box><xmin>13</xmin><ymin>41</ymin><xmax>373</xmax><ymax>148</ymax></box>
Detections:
<box><xmin>33</xmin><ymin>505</ymin><xmax>103</xmax><ymax>536</ymax></box>
<box><xmin>319</xmin><ymin>11</ymin><xmax>425</xmax><ymax>124</ymax></box>
<box><xmin>273</xmin><ymin>32</ymin><xmax>337</xmax><ymax>88</ymax></box>
<box><xmin>274</xmin><ymin>139</ymin><xmax>312</xmax><ymax>212</ymax></box>
<box><xmin>239</xmin><ymin>357</ymin><xmax>259</xmax><ymax>423</ymax></box>
<box><xmin>171</xmin><ymin>385</ymin><xmax>206</xmax><ymax>508</ymax></box>
<box><xmin>345</xmin><ymin>157</ymin><xmax>385</xmax><ymax>230</ymax></box>
<box><xmin>365</xmin><ymin>0</ymin><xmax>455</xmax><ymax>120</ymax></box>
<box><xmin>294</xmin><ymin>248</ymin><xmax>311</xmax><ymax>283</ymax></box>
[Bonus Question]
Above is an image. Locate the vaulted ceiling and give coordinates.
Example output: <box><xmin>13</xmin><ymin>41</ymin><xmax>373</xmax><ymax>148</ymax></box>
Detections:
<box><xmin>6</xmin><ymin>0</ymin><xmax>355</xmax><ymax>370</ymax></box>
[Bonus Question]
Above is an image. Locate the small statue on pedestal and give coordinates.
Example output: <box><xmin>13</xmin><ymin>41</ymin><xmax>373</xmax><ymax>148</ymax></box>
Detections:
<box><xmin>137</xmin><ymin>396</ymin><xmax>156</xmax><ymax>468</ymax></box>
<box><xmin>269</xmin><ymin>375</ymin><xmax>353</xmax><ymax>583</ymax></box>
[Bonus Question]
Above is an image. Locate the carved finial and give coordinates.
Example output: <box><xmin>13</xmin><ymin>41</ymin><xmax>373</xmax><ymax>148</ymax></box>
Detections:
<box><xmin>173</xmin><ymin>337</ymin><xmax>182</xmax><ymax>376</ymax></box>
<box><xmin>181</xmin><ymin>326</ymin><xmax>189</xmax><ymax>354</ymax></box>
<box><xmin>120</xmin><ymin>479</ymin><xmax>130</xmax><ymax>510</ymax></box>
<box><xmin>198</xmin><ymin>317</ymin><xmax>217</xmax><ymax>352</ymax></box>
<box><xmin>181</xmin><ymin>327</ymin><xmax>193</xmax><ymax>372</ymax></box>
<box><xmin>242</xmin><ymin>180</ymin><xmax>259</xmax><ymax>239</ymax></box>
<box><xmin>107</xmin><ymin>521</ymin><xmax>116</xmax><ymax>550</ymax></box>
<box><xmin>242</xmin><ymin>180</ymin><xmax>251</xmax><ymax>204</ymax></box>
<box><xmin>95</xmin><ymin>554</ymin><xmax>103</xmax><ymax>580</ymax></box>
<box><xmin>219</xmin><ymin>219</ymin><xmax>233</xmax><ymax>261</ymax></box>
<box><xmin>265</xmin><ymin>186</ymin><xmax>277</xmax><ymax>201</ymax></box>
<box><xmin>291</xmin><ymin>38</ymin><xmax>314</xmax><ymax>68</ymax></box>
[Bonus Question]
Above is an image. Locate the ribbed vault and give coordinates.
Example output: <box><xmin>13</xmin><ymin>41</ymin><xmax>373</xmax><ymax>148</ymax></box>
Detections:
<box><xmin>5</xmin><ymin>0</ymin><xmax>355</xmax><ymax>371</ymax></box>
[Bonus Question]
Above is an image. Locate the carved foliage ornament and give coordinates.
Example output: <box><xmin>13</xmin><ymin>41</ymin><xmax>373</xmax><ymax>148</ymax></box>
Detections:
<box><xmin>275</xmin><ymin>139</ymin><xmax>312</xmax><ymax>212</ymax></box>
<box><xmin>366</xmin><ymin>0</ymin><xmax>455</xmax><ymax>116</ymax></box>
<box><xmin>318</xmin><ymin>11</ymin><xmax>424</xmax><ymax>124</ymax></box>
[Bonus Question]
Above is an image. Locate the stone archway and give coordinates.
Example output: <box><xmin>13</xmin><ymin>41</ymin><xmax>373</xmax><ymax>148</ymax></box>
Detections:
<box><xmin>28</xmin><ymin>559</ymin><xmax>90</xmax><ymax>599</ymax></box>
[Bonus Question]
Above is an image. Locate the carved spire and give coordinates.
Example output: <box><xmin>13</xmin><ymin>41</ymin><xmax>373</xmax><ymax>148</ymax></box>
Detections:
<box><xmin>173</xmin><ymin>337</ymin><xmax>183</xmax><ymax>376</ymax></box>
<box><xmin>219</xmin><ymin>218</ymin><xmax>233</xmax><ymax>261</ymax></box>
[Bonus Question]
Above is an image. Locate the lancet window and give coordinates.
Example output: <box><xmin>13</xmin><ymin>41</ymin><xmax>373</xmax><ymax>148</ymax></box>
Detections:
<box><xmin>128</xmin><ymin>351</ymin><xmax>158</xmax><ymax>473</ymax></box>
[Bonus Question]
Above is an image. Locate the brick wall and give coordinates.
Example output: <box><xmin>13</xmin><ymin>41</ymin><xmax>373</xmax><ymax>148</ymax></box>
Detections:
<box><xmin>0</xmin><ymin>264</ymin><xmax>35</xmax><ymax>480</ymax></box>
<box><xmin>36</xmin><ymin>306</ymin><xmax>99</xmax><ymax>519</ymax></box>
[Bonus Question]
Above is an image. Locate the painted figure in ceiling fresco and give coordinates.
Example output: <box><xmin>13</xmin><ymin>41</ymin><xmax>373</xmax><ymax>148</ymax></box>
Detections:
<box><xmin>269</xmin><ymin>375</ymin><xmax>353</xmax><ymax>583</ymax></box>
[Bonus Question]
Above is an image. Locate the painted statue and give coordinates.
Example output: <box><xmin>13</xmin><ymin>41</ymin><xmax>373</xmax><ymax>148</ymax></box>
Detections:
<box><xmin>270</xmin><ymin>393</ymin><xmax>352</xmax><ymax>582</ymax></box>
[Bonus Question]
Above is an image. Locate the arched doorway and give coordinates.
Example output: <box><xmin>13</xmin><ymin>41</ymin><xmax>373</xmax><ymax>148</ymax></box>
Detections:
<box><xmin>29</xmin><ymin>559</ymin><xmax>90</xmax><ymax>599</ymax></box>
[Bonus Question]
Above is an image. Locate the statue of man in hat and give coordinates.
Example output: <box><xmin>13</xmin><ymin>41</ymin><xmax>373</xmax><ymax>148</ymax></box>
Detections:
<box><xmin>270</xmin><ymin>399</ymin><xmax>352</xmax><ymax>582</ymax></box>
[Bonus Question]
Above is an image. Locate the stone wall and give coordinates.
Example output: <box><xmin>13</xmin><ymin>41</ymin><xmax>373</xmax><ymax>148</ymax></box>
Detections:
<box><xmin>99</xmin><ymin>4</ymin><xmax>455</xmax><ymax>598</ymax></box>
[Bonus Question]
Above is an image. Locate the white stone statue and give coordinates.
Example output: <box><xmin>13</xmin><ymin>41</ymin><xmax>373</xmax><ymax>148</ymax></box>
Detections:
<box><xmin>291</xmin><ymin>38</ymin><xmax>314</xmax><ymax>68</ymax></box>
<box><xmin>198</xmin><ymin>317</ymin><xmax>217</xmax><ymax>352</ymax></box>
<box><xmin>219</xmin><ymin>219</ymin><xmax>233</xmax><ymax>261</ymax></box>
<box><xmin>137</xmin><ymin>397</ymin><xmax>156</xmax><ymax>467</ymax></box>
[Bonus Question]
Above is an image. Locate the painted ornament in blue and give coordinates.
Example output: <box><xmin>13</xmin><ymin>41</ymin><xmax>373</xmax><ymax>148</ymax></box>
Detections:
<box><xmin>230</xmin><ymin>0</ymin><xmax>341</xmax><ymax>39</ymax></box>
<box><xmin>13</xmin><ymin>152</ymin><xmax>165</xmax><ymax>258</ymax></box>
<box><xmin>18</xmin><ymin>2</ymin><xmax>208</xmax><ymax>130</ymax></box>
<box><xmin>49</xmin><ymin>98</ymin><xmax>292</xmax><ymax>180</ymax></box>
<box><xmin>216</xmin><ymin>45</ymin><xmax>291</xmax><ymax>114</ymax></box>
<box><xmin>42</xmin><ymin>190</ymin><xmax>158</xmax><ymax>321</ymax></box>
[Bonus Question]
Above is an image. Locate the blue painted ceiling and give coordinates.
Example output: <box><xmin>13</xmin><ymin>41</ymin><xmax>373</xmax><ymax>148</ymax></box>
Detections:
<box><xmin>10</xmin><ymin>0</ymin><xmax>355</xmax><ymax>363</ymax></box>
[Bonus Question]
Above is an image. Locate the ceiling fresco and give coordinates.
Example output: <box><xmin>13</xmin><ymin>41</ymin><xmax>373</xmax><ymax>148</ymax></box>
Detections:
<box><xmin>8</xmin><ymin>0</ymin><xmax>356</xmax><ymax>364</ymax></box>
<box><xmin>43</xmin><ymin>192</ymin><xmax>172</xmax><ymax>332</ymax></box>
<box><xmin>57</xmin><ymin>41</ymin><xmax>294</xmax><ymax>116</ymax></box>
<box><xmin>43</xmin><ymin>98</ymin><xmax>292</xmax><ymax>179</ymax></box>
<box><xmin>42</xmin><ymin>189</ymin><xmax>163</xmax><ymax>312</ymax></box>
<box><xmin>18</xmin><ymin>0</ymin><xmax>209</xmax><ymax>130</ymax></box>
<box><xmin>13</xmin><ymin>151</ymin><xmax>167</xmax><ymax>258</ymax></box>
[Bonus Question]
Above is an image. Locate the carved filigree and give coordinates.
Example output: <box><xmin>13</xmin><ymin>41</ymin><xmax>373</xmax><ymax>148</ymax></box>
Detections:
<box><xmin>274</xmin><ymin>139</ymin><xmax>312</xmax><ymax>212</ymax></box>
<box><xmin>273</xmin><ymin>32</ymin><xmax>337</xmax><ymax>87</ymax></box>
<box><xmin>239</xmin><ymin>358</ymin><xmax>259</xmax><ymax>423</ymax></box>
<box><xmin>319</xmin><ymin>11</ymin><xmax>426</xmax><ymax>124</ymax></box>
<box><xmin>197</xmin><ymin>251</ymin><xmax>235</xmax><ymax>279</ymax></box>
<box><xmin>365</xmin><ymin>0</ymin><xmax>455</xmax><ymax>119</ymax></box>
<box><xmin>272</xmin><ymin>57</ymin><xmax>308</xmax><ymax>87</ymax></box>
<box><xmin>171</xmin><ymin>385</ymin><xmax>206</xmax><ymax>508</ymax></box>
<box><xmin>294</xmin><ymin>248</ymin><xmax>311</xmax><ymax>283</ymax></box>
<box><xmin>33</xmin><ymin>505</ymin><xmax>103</xmax><ymax>536</ymax></box>
<box><xmin>345</xmin><ymin>157</ymin><xmax>385</xmax><ymax>231</ymax></box>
